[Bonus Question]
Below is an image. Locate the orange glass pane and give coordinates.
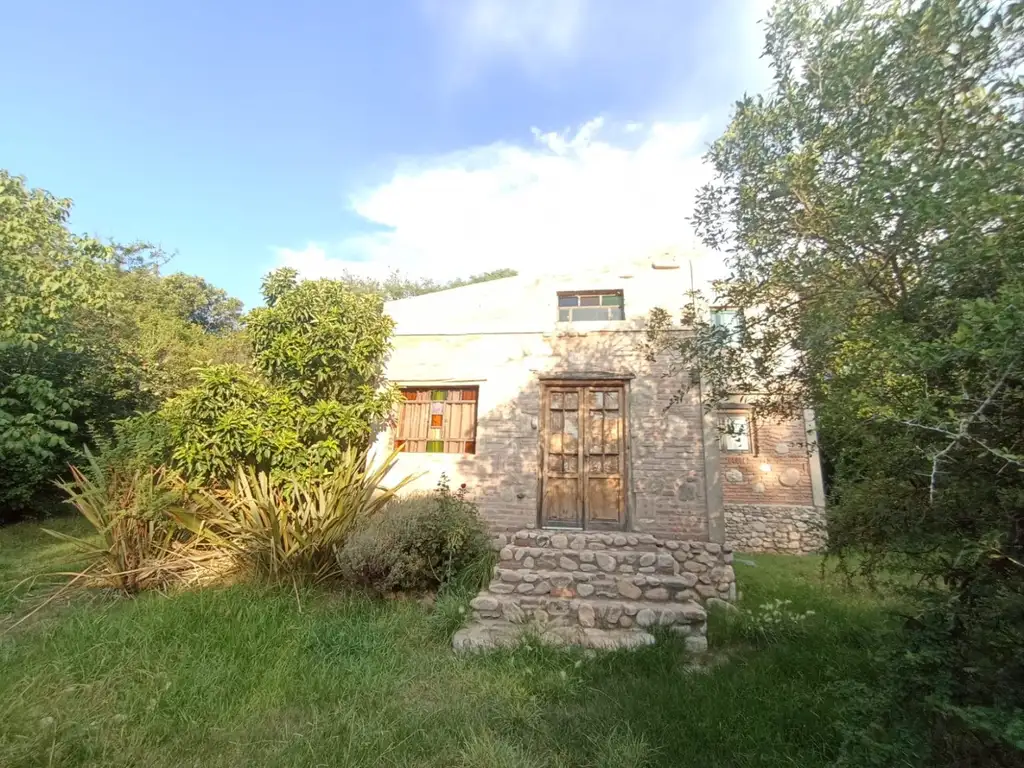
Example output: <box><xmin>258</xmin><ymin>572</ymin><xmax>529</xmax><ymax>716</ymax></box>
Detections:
<box><xmin>464</xmin><ymin>441</ymin><xmax>476</xmax><ymax>454</ymax></box>
<box><xmin>403</xmin><ymin>390</ymin><xmax>419</xmax><ymax>400</ymax></box>
<box><xmin>395</xmin><ymin>440</ymin><xmax>406</xmax><ymax>451</ymax></box>
<box><xmin>461</xmin><ymin>389</ymin><xmax>477</xmax><ymax>401</ymax></box>
<box><xmin>430</xmin><ymin>414</ymin><xmax>443</xmax><ymax>428</ymax></box>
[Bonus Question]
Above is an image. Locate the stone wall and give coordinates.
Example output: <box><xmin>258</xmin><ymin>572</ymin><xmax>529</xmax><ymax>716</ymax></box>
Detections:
<box><xmin>375</xmin><ymin>329</ymin><xmax>710</xmax><ymax>539</ymax></box>
<box><xmin>724</xmin><ymin>504</ymin><xmax>826</xmax><ymax>554</ymax></box>
<box><xmin>493</xmin><ymin>530</ymin><xmax>737</xmax><ymax>604</ymax></box>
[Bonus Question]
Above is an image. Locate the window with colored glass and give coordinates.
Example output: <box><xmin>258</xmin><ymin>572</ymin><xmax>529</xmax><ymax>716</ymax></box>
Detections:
<box><xmin>394</xmin><ymin>388</ymin><xmax>478</xmax><ymax>453</ymax></box>
<box><xmin>557</xmin><ymin>290</ymin><xmax>624</xmax><ymax>322</ymax></box>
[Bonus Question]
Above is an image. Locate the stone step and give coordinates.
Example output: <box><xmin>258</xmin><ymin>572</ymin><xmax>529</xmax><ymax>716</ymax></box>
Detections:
<box><xmin>469</xmin><ymin>594</ymin><xmax>707</xmax><ymax>631</ymax></box>
<box><xmin>496</xmin><ymin>529</ymin><xmax>731</xmax><ymax>557</ymax></box>
<box><xmin>453</xmin><ymin>620</ymin><xmax>668</xmax><ymax>652</ymax></box>
<box><xmin>498</xmin><ymin>545</ymin><xmax>718</xmax><ymax>575</ymax></box>
<box><xmin>488</xmin><ymin>567</ymin><xmax>715</xmax><ymax>602</ymax></box>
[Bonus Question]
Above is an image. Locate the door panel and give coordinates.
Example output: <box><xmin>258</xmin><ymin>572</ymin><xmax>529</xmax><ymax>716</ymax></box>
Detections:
<box><xmin>542</xmin><ymin>477</ymin><xmax>582</xmax><ymax>527</ymax></box>
<box><xmin>541</xmin><ymin>384</ymin><xmax>626</xmax><ymax>530</ymax></box>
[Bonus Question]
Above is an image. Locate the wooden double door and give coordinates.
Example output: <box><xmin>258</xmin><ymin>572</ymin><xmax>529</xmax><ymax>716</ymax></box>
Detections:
<box><xmin>540</xmin><ymin>382</ymin><xmax>627</xmax><ymax>530</ymax></box>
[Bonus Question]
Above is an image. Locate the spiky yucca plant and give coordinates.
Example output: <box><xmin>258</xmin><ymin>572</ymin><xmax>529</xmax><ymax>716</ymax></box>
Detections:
<box><xmin>175</xmin><ymin>448</ymin><xmax>415</xmax><ymax>585</ymax></box>
<box><xmin>49</xmin><ymin>450</ymin><xmax>189</xmax><ymax>593</ymax></box>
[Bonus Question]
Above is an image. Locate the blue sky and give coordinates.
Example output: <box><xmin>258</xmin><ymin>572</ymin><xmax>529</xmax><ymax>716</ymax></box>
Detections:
<box><xmin>2</xmin><ymin>0</ymin><xmax>771</xmax><ymax>308</ymax></box>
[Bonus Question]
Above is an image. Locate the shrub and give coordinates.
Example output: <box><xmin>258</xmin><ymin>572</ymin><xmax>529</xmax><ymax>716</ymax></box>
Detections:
<box><xmin>339</xmin><ymin>476</ymin><xmax>490</xmax><ymax>594</ymax></box>
<box><xmin>174</xmin><ymin>447</ymin><xmax>414</xmax><ymax>585</ymax></box>
<box><xmin>49</xmin><ymin>449</ymin><xmax>189</xmax><ymax>593</ymax></box>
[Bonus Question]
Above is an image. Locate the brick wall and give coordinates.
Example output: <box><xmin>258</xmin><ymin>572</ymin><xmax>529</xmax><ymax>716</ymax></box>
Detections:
<box><xmin>720</xmin><ymin>414</ymin><xmax>815</xmax><ymax>506</ymax></box>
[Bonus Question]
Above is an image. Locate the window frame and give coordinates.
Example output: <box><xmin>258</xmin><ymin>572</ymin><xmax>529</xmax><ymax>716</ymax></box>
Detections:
<box><xmin>710</xmin><ymin>307</ymin><xmax>744</xmax><ymax>346</ymax></box>
<box><xmin>557</xmin><ymin>290</ymin><xmax>625</xmax><ymax>322</ymax></box>
<box><xmin>394</xmin><ymin>387</ymin><xmax>479</xmax><ymax>454</ymax></box>
<box><xmin>719</xmin><ymin>411</ymin><xmax>754</xmax><ymax>453</ymax></box>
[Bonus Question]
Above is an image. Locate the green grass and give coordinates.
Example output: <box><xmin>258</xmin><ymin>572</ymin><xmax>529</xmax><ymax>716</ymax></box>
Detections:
<box><xmin>0</xmin><ymin>521</ymin><xmax>894</xmax><ymax>768</ymax></box>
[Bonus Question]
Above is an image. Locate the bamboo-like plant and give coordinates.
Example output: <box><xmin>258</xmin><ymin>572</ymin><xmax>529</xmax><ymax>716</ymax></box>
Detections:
<box><xmin>174</xmin><ymin>447</ymin><xmax>416</xmax><ymax>585</ymax></box>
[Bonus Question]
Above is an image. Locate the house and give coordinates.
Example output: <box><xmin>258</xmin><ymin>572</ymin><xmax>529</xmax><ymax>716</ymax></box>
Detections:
<box><xmin>372</xmin><ymin>251</ymin><xmax>826</xmax><ymax>649</ymax></box>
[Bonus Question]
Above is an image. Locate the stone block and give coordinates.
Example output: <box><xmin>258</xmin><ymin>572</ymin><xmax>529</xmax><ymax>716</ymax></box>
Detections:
<box><xmin>617</xmin><ymin>580</ymin><xmax>643</xmax><ymax>599</ymax></box>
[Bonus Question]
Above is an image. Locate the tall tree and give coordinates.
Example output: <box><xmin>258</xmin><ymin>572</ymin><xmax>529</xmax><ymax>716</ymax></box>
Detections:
<box><xmin>648</xmin><ymin>1</ymin><xmax>1024</xmax><ymax>762</ymax></box>
<box><xmin>0</xmin><ymin>171</ymin><xmax>249</xmax><ymax>516</ymax></box>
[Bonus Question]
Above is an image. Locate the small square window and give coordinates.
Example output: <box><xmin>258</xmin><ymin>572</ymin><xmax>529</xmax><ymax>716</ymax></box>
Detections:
<box><xmin>719</xmin><ymin>413</ymin><xmax>751</xmax><ymax>452</ymax></box>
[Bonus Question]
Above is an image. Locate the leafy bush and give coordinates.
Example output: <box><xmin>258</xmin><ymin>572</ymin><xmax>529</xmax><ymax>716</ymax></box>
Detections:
<box><xmin>142</xmin><ymin>269</ymin><xmax>400</xmax><ymax>487</ymax></box>
<box><xmin>48</xmin><ymin>450</ymin><xmax>189</xmax><ymax>593</ymax></box>
<box><xmin>338</xmin><ymin>476</ymin><xmax>490</xmax><ymax>594</ymax></box>
<box><xmin>174</xmin><ymin>448</ymin><xmax>414</xmax><ymax>585</ymax></box>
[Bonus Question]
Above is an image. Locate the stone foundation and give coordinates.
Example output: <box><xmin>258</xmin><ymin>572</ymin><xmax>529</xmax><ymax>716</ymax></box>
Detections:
<box><xmin>453</xmin><ymin>530</ymin><xmax>736</xmax><ymax>652</ymax></box>
<box><xmin>724</xmin><ymin>504</ymin><xmax>826</xmax><ymax>554</ymax></box>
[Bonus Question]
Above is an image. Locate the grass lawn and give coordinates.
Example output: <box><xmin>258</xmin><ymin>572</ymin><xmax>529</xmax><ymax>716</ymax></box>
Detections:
<box><xmin>0</xmin><ymin>518</ymin><xmax>892</xmax><ymax>768</ymax></box>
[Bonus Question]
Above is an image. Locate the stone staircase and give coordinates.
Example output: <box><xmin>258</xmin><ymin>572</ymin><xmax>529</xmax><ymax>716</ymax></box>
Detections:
<box><xmin>453</xmin><ymin>530</ymin><xmax>736</xmax><ymax>652</ymax></box>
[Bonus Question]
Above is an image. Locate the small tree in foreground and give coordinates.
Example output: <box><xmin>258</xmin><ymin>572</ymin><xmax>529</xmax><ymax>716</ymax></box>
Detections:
<box><xmin>649</xmin><ymin>0</ymin><xmax>1024</xmax><ymax>762</ymax></box>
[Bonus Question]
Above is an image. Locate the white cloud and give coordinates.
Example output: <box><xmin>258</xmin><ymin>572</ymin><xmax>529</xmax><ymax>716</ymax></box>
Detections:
<box><xmin>421</xmin><ymin>0</ymin><xmax>587</xmax><ymax>82</ymax></box>
<box><xmin>277</xmin><ymin>117</ymin><xmax>716</xmax><ymax>282</ymax></box>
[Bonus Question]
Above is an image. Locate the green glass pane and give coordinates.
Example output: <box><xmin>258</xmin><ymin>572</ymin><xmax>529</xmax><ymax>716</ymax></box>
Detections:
<box><xmin>558</xmin><ymin>308</ymin><xmax>570</xmax><ymax>321</ymax></box>
<box><xmin>426</xmin><ymin>440</ymin><xmax>444</xmax><ymax>453</ymax></box>
<box><xmin>431</xmin><ymin>390</ymin><xmax>447</xmax><ymax>401</ymax></box>
<box><xmin>601</xmin><ymin>294</ymin><xmax>622</xmax><ymax>306</ymax></box>
<box><xmin>571</xmin><ymin>307</ymin><xmax>608</xmax><ymax>321</ymax></box>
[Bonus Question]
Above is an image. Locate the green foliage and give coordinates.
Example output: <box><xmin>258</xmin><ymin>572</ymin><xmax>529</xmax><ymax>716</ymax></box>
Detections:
<box><xmin>248</xmin><ymin>271</ymin><xmax>397</xmax><ymax>408</ymax></box>
<box><xmin>159</xmin><ymin>272</ymin><xmax>243</xmax><ymax>333</ymax></box>
<box><xmin>734</xmin><ymin>598</ymin><xmax>818</xmax><ymax>647</ymax></box>
<box><xmin>338</xmin><ymin>475</ymin><xmax>490</xmax><ymax>593</ymax></box>
<box><xmin>0</xmin><ymin>171</ymin><xmax>248</xmax><ymax>517</ymax></box>
<box><xmin>334</xmin><ymin>267</ymin><xmax>518</xmax><ymax>301</ymax></box>
<box><xmin>145</xmin><ymin>269</ymin><xmax>400</xmax><ymax>487</ymax></box>
<box><xmin>0</xmin><ymin>171</ymin><xmax>127</xmax><ymax>513</ymax></box>
<box><xmin>173</xmin><ymin>448</ymin><xmax>415</xmax><ymax>585</ymax></box>
<box><xmin>49</xmin><ymin>450</ymin><xmax>187</xmax><ymax>593</ymax></box>
<box><xmin>647</xmin><ymin>0</ymin><xmax>1024</xmax><ymax>762</ymax></box>
<box><xmin>153</xmin><ymin>358</ymin><xmax>392</xmax><ymax>487</ymax></box>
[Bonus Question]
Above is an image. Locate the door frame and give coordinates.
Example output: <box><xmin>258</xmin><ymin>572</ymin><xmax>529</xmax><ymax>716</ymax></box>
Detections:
<box><xmin>537</xmin><ymin>378</ymin><xmax>631</xmax><ymax>531</ymax></box>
